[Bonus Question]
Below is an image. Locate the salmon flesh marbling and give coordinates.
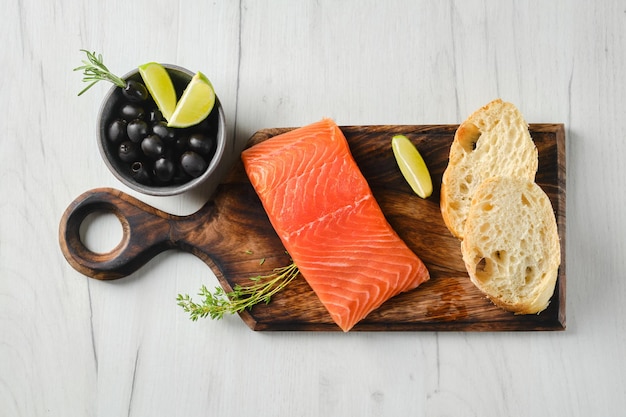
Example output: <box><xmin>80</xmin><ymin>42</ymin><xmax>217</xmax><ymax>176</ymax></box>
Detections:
<box><xmin>242</xmin><ymin>118</ymin><xmax>429</xmax><ymax>331</ymax></box>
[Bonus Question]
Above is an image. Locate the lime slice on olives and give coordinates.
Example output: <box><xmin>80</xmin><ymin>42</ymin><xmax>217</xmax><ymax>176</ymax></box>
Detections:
<box><xmin>391</xmin><ymin>134</ymin><xmax>433</xmax><ymax>199</ymax></box>
<box><xmin>167</xmin><ymin>71</ymin><xmax>216</xmax><ymax>128</ymax></box>
<box><xmin>138</xmin><ymin>62</ymin><xmax>177</xmax><ymax>122</ymax></box>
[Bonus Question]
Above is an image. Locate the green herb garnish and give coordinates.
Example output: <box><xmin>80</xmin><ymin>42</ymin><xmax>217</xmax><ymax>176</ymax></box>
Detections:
<box><xmin>74</xmin><ymin>49</ymin><xmax>126</xmax><ymax>96</ymax></box>
<box><xmin>177</xmin><ymin>262</ymin><xmax>299</xmax><ymax>321</ymax></box>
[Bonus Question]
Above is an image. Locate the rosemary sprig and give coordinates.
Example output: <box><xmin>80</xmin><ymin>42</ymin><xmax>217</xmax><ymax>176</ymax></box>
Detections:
<box><xmin>177</xmin><ymin>262</ymin><xmax>300</xmax><ymax>321</ymax></box>
<box><xmin>73</xmin><ymin>49</ymin><xmax>126</xmax><ymax>96</ymax></box>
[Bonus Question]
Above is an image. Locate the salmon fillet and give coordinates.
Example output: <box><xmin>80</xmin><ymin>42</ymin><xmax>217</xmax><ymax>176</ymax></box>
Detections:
<box><xmin>241</xmin><ymin>118</ymin><xmax>429</xmax><ymax>331</ymax></box>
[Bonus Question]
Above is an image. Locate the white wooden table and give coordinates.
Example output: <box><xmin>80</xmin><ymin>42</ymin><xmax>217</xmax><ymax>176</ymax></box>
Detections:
<box><xmin>2</xmin><ymin>1</ymin><xmax>625</xmax><ymax>415</ymax></box>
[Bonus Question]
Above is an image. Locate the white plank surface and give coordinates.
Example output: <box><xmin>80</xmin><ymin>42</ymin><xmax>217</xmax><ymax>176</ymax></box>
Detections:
<box><xmin>1</xmin><ymin>0</ymin><xmax>625</xmax><ymax>416</ymax></box>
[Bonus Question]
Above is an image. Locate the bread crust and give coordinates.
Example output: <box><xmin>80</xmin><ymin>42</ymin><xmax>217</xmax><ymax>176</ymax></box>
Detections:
<box><xmin>440</xmin><ymin>99</ymin><xmax>538</xmax><ymax>239</ymax></box>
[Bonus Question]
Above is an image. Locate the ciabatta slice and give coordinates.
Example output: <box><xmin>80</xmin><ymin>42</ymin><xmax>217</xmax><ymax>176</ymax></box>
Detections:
<box><xmin>440</xmin><ymin>99</ymin><xmax>538</xmax><ymax>239</ymax></box>
<box><xmin>461</xmin><ymin>176</ymin><xmax>560</xmax><ymax>314</ymax></box>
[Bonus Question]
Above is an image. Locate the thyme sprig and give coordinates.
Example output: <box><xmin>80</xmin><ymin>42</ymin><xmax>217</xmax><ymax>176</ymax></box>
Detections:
<box><xmin>73</xmin><ymin>49</ymin><xmax>126</xmax><ymax>96</ymax></box>
<box><xmin>177</xmin><ymin>262</ymin><xmax>300</xmax><ymax>321</ymax></box>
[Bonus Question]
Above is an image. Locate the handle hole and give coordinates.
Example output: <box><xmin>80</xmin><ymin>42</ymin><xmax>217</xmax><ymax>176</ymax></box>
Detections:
<box><xmin>79</xmin><ymin>211</ymin><xmax>124</xmax><ymax>254</ymax></box>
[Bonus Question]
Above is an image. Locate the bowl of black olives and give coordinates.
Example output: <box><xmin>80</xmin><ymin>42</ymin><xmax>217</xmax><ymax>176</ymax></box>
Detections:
<box><xmin>96</xmin><ymin>64</ymin><xmax>226</xmax><ymax>196</ymax></box>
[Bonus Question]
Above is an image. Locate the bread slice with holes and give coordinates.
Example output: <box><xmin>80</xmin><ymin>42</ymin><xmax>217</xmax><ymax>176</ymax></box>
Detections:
<box><xmin>440</xmin><ymin>99</ymin><xmax>538</xmax><ymax>239</ymax></box>
<box><xmin>461</xmin><ymin>176</ymin><xmax>560</xmax><ymax>314</ymax></box>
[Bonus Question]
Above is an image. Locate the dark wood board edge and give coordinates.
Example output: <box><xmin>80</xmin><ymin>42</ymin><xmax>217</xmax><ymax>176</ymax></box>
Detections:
<box><xmin>554</xmin><ymin>123</ymin><xmax>566</xmax><ymax>329</ymax></box>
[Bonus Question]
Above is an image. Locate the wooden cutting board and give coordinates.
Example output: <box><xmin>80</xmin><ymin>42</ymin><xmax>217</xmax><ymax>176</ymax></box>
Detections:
<box><xmin>59</xmin><ymin>124</ymin><xmax>566</xmax><ymax>331</ymax></box>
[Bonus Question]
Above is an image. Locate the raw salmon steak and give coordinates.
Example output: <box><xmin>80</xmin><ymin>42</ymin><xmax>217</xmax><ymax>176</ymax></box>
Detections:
<box><xmin>241</xmin><ymin>118</ymin><xmax>429</xmax><ymax>331</ymax></box>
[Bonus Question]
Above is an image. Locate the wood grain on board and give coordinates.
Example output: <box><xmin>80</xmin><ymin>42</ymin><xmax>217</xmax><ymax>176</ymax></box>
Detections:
<box><xmin>59</xmin><ymin>124</ymin><xmax>566</xmax><ymax>331</ymax></box>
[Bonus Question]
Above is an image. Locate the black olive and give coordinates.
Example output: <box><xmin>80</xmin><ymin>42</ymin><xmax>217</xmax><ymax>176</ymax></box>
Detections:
<box><xmin>118</xmin><ymin>141</ymin><xmax>140</xmax><ymax>163</ymax></box>
<box><xmin>127</xmin><ymin>119</ymin><xmax>149</xmax><ymax>143</ymax></box>
<box><xmin>147</xmin><ymin>108</ymin><xmax>163</xmax><ymax>123</ymax></box>
<box><xmin>151</xmin><ymin>122</ymin><xmax>176</xmax><ymax>143</ymax></box>
<box><xmin>131</xmin><ymin>161</ymin><xmax>151</xmax><ymax>184</ymax></box>
<box><xmin>119</xmin><ymin>103</ymin><xmax>145</xmax><ymax>121</ymax></box>
<box><xmin>188</xmin><ymin>133</ymin><xmax>216</xmax><ymax>156</ymax></box>
<box><xmin>141</xmin><ymin>135</ymin><xmax>164</xmax><ymax>160</ymax></box>
<box><xmin>107</xmin><ymin>119</ymin><xmax>127</xmax><ymax>144</ymax></box>
<box><xmin>180</xmin><ymin>151</ymin><xmax>207</xmax><ymax>178</ymax></box>
<box><xmin>173</xmin><ymin>136</ymin><xmax>189</xmax><ymax>154</ymax></box>
<box><xmin>172</xmin><ymin>164</ymin><xmax>191</xmax><ymax>183</ymax></box>
<box><xmin>153</xmin><ymin>157</ymin><xmax>175</xmax><ymax>182</ymax></box>
<box><xmin>122</xmin><ymin>80</ymin><xmax>149</xmax><ymax>102</ymax></box>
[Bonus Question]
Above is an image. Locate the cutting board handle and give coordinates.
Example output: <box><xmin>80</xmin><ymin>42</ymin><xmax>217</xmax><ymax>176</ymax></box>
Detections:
<box><xmin>58</xmin><ymin>187</ymin><xmax>186</xmax><ymax>280</ymax></box>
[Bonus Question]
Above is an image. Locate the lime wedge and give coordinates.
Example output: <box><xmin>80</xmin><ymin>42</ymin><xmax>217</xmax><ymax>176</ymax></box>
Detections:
<box><xmin>391</xmin><ymin>134</ymin><xmax>433</xmax><ymax>198</ymax></box>
<box><xmin>167</xmin><ymin>71</ymin><xmax>216</xmax><ymax>128</ymax></box>
<box><xmin>138</xmin><ymin>62</ymin><xmax>177</xmax><ymax>122</ymax></box>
